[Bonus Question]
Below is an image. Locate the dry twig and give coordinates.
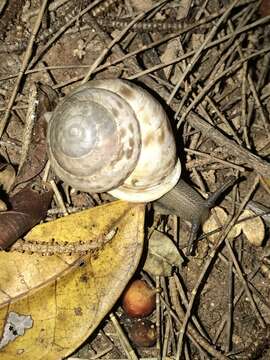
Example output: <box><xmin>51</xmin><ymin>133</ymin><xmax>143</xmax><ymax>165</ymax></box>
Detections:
<box><xmin>0</xmin><ymin>0</ymin><xmax>49</xmax><ymax>138</ymax></box>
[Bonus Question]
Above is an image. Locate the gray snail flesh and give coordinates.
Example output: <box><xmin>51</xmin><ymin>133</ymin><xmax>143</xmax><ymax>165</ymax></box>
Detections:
<box><xmin>47</xmin><ymin>79</ymin><xmax>235</xmax><ymax>254</ymax></box>
<box><xmin>155</xmin><ymin>176</ymin><xmax>236</xmax><ymax>254</ymax></box>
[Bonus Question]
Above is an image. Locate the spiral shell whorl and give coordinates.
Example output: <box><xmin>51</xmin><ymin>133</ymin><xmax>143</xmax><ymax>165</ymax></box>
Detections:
<box><xmin>48</xmin><ymin>87</ymin><xmax>141</xmax><ymax>192</ymax></box>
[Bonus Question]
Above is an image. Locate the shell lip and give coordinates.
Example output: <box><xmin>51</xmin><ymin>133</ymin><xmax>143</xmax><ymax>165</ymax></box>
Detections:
<box><xmin>108</xmin><ymin>159</ymin><xmax>181</xmax><ymax>202</ymax></box>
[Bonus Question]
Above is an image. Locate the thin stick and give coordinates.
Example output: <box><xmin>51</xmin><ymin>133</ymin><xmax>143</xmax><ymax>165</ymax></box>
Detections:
<box><xmin>50</xmin><ymin>180</ymin><xmax>68</xmax><ymax>216</ymax></box>
<box><xmin>184</xmin><ymin>148</ymin><xmax>245</xmax><ymax>172</ymax></box>
<box><xmin>162</xmin><ymin>316</ymin><xmax>171</xmax><ymax>359</ymax></box>
<box><xmin>109</xmin><ymin>313</ymin><xmax>138</xmax><ymax>360</ymax></box>
<box><xmin>160</xmin><ymin>277</ymin><xmax>176</xmax><ymax>355</ymax></box>
<box><xmin>18</xmin><ymin>84</ymin><xmax>38</xmax><ymax>173</ymax></box>
<box><xmin>241</xmin><ymin>62</ymin><xmax>250</xmax><ymax>148</ymax></box>
<box><xmin>1</xmin><ymin>11</ymin><xmax>252</xmax><ymax>84</ymax></box>
<box><xmin>178</xmin><ymin>46</ymin><xmax>270</xmax><ymax>125</ymax></box>
<box><xmin>127</xmin><ymin>16</ymin><xmax>270</xmax><ymax>81</ymax></box>
<box><xmin>0</xmin><ymin>0</ymin><xmax>49</xmax><ymax>138</ymax></box>
<box><xmin>0</xmin><ymin>0</ymin><xmax>8</xmax><ymax>15</ymax></box>
<box><xmin>228</xmin><ymin>20</ymin><xmax>270</xmax><ymax>143</ymax></box>
<box><xmin>202</xmin><ymin>92</ymin><xmax>242</xmax><ymax>145</ymax></box>
<box><xmin>81</xmin><ymin>0</ymin><xmax>168</xmax><ymax>83</ymax></box>
<box><xmin>213</xmin><ymin>268</ymin><xmax>259</xmax><ymax>343</ymax></box>
<box><xmin>44</xmin><ymin>15</ymin><xmax>270</xmax><ymax>90</ymax></box>
<box><xmin>225</xmin><ymin>238</ymin><xmax>265</xmax><ymax>328</ymax></box>
<box><xmin>184</xmin><ymin>343</ymin><xmax>191</xmax><ymax>360</ymax></box>
<box><xmin>169</xmin><ymin>277</ymin><xmax>209</xmax><ymax>359</ymax></box>
<box><xmin>168</xmin><ymin>277</ymin><xmax>228</xmax><ymax>359</ymax></box>
<box><xmin>248</xmin><ymin>73</ymin><xmax>270</xmax><ymax>139</ymax></box>
<box><xmin>155</xmin><ymin>276</ymin><xmax>161</xmax><ymax>359</ymax></box>
<box><xmin>175</xmin><ymin>176</ymin><xmax>260</xmax><ymax>359</ymax></box>
<box><xmin>226</xmin><ymin>254</ymin><xmax>233</xmax><ymax>352</ymax></box>
<box><xmin>166</xmin><ymin>0</ymin><xmax>239</xmax><ymax>105</ymax></box>
<box><xmin>173</xmin><ymin>273</ymin><xmax>210</xmax><ymax>341</ymax></box>
<box><xmin>187</xmin><ymin>111</ymin><xmax>270</xmax><ymax>177</ymax></box>
<box><xmin>27</xmin><ymin>0</ymin><xmax>104</xmax><ymax>70</ymax></box>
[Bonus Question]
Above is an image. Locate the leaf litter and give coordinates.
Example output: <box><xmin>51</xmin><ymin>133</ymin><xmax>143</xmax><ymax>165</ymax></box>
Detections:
<box><xmin>0</xmin><ymin>0</ymin><xmax>270</xmax><ymax>359</ymax></box>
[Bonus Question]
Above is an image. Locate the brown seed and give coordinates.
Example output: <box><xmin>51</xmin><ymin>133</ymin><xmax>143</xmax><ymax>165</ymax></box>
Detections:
<box><xmin>122</xmin><ymin>279</ymin><xmax>156</xmax><ymax>318</ymax></box>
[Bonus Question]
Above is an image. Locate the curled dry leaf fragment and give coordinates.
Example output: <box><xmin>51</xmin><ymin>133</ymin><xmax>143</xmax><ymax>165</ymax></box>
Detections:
<box><xmin>247</xmin><ymin>200</ymin><xmax>270</xmax><ymax>227</ymax></box>
<box><xmin>0</xmin><ymin>160</ymin><xmax>16</xmax><ymax>193</ymax></box>
<box><xmin>260</xmin><ymin>263</ymin><xmax>270</xmax><ymax>280</ymax></box>
<box><xmin>122</xmin><ymin>279</ymin><xmax>156</xmax><ymax>318</ymax></box>
<box><xmin>203</xmin><ymin>207</ymin><xmax>265</xmax><ymax>247</ymax></box>
<box><xmin>238</xmin><ymin>209</ymin><xmax>265</xmax><ymax>247</ymax></box>
<box><xmin>0</xmin><ymin>182</ymin><xmax>53</xmax><ymax>249</ymax></box>
<box><xmin>129</xmin><ymin>0</ymin><xmax>154</xmax><ymax>12</ymax></box>
<box><xmin>160</xmin><ymin>38</ymin><xmax>181</xmax><ymax>81</ymax></box>
<box><xmin>202</xmin><ymin>207</ymin><xmax>241</xmax><ymax>243</ymax></box>
<box><xmin>143</xmin><ymin>230</ymin><xmax>183</xmax><ymax>276</ymax></box>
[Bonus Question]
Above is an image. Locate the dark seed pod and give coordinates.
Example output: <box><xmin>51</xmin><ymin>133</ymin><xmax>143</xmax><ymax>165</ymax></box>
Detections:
<box><xmin>129</xmin><ymin>320</ymin><xmax>157</xmax><ymax>347</ymax></box>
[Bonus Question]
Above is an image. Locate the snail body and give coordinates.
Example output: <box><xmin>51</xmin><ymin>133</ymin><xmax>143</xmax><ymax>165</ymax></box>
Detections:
<box><xmin>47</xmin><ymin>79</ymin><xmax>181</xmax><ymax>202</ymax></box>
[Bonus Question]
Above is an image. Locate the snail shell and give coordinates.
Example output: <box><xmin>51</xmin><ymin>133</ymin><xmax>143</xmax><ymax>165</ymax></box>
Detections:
<box><xmin>47</xmin><ymin>79</ymin><xmax>181</xmax><ymax>202</ymax></box>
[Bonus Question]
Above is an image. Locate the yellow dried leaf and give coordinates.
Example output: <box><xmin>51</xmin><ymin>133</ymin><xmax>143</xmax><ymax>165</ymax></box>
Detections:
<box><xmin>0</xmin><ymin>201</ymin><xmax>145</xmax><ymax>359</ymax></box>
<box><xmin>25</xmin><ymin>199</ymin><xmax>136</xmax><ymax>244</ymax></box>
<box><xmin>239</xmin><ymin>209</ymin><xmax>265</xmax><ymax>247</ymax></box>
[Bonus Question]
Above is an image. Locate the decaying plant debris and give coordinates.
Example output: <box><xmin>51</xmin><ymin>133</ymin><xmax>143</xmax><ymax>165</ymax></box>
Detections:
<box><xmin>1</xmin><ymin>0</ymin><xmax>270</xmax><ymax>359</ymax></box>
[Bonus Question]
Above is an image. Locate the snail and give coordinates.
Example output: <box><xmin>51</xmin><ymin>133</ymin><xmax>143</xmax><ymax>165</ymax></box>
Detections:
<box><xmin>47</xmin><ymin>79</ymin><xmax>181</xmax><ymax>202</ymax></box>
<box><xmin>47</xmin><ymin>79</ymin><xmax>235</xmax><ymax>254</ymax></box>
